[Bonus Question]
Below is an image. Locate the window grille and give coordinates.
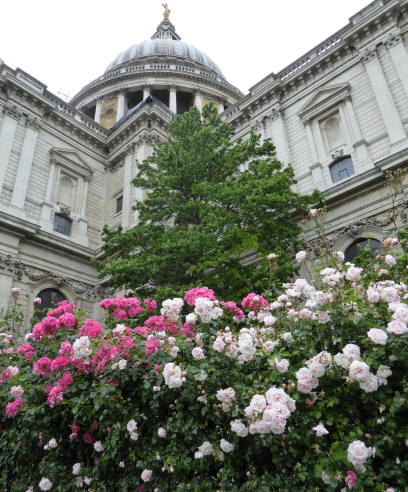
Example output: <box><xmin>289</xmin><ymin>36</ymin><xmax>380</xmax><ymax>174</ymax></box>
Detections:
<box><xmin>330</xmin><ymin>156</ymin><xmax>355</xmax><ymax>183</ymax></box>
<box><xmin>344</xmin><ymin>238</ymin><xmax>381</xmax><ymax>263</ymax></box>
<box><xmin>53</xmin><ymin>214</ymin><xmax>72</xmax><ymax>236</ymax></box>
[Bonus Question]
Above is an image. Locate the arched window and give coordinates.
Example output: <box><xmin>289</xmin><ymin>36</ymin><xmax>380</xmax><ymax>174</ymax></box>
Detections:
<box><xmin>324</xmin><ymin>116</ymin><xmax>343</xmax><ymax>150</ymax></box>
<box><xmin>53</xmin><ymin>213</ymin><xmax>72</xmax><ymax>236</ymax></box>
<box><xmin>344</xmin><ymin>238</ymin><xmax>381</xmax><ymax>263</ymax></box>
<box><xmin>33</xmin><ymin>288</ymin><xmax>66</xmax><ymax>321</ymax></box>
<box><xmin>330</xmin><ymin>156</ymin><xmax>355</xmax><ymax>183</ymax></box>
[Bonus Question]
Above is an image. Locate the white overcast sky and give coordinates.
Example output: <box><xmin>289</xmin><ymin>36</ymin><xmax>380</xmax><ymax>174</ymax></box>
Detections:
<box><xmin>1</xmin><ymin>0</ymin><xmax>372</xmax><ymax>100</ymax></box>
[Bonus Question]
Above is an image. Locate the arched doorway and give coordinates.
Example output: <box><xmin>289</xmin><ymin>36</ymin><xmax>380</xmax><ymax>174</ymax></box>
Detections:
<box><xmin>33</xmin><ymin>288</ymin><xmax>67</xmax><ymax>321</ymax></box>
<box><xmin>344</xmin><ymin>238</ymin><xmax>381</xmax><ymax>263</ymax></box>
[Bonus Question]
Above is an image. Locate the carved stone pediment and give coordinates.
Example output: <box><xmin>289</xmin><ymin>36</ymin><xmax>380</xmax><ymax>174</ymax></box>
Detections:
<box><xmin>50</xmin><ymin>148</ymin><xmax>94</xmax><ymax>180</ymax></box>
<box><xmin>298</xmin><ymin>83</ymin><xmax>351</xmax><ymax>122</ymax></box>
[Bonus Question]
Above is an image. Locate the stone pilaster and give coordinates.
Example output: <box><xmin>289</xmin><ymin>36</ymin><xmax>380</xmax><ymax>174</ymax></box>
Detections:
<box><xmin>266</xmin><ymin>107</ymin><xmax>292</xmax><ymax>165</ymax></box>
<box><xmin>169</xmin><ymin>86</ymin><xmax>177</xmax><ymax>113</ymax></box>
<box><xmin>0</xmin><ymin>104</ymin><xmax>21</xmax><ymax>196</ymax></box>
<box><xmin>116</xmin><ymin>91</ymin><xmax>127</xmax><ymax>121</ymax></box>
<box><xmin>385</xmin><ymin>33</ymin><xmax>408</xmax><ymax>105</ymax></box>
<box><xmin>121</xmin><ymin>144</ymin><xmax>135</xmax><ymax>228</ymax></box>
<box><xmin>10</xmin><ymin>116</ymin><xmax>41</xmax><ymax>209</ymax></box>
<box><xmin>360</xmin><ymin>47</ymin><xmax>406</xmax><ymax>147</ymax></box>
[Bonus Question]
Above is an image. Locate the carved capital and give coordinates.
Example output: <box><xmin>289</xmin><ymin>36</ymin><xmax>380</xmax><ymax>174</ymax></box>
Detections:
<box><xmin>268</xmin><ymin>107</ymin><xmax>282</xmax><ymax>121</ymax></box>
<box><xmin>26</xmin><ymin>116</ymin><xmax>42</xmax><ymax>130</ymax></box>
<box><xmin>384</xmin><ymin>32</ymin><xmax>402</xmax><ymax>50</ymax></box>
<box><xmin>359</xmin><ymin>48</ymin><xmax>377</xmax><ymax>64</ymax></box>
<box><xmin>3</xmin><ymin>103</ymin><xmax>21</xmax><ymax>120</ymax></box>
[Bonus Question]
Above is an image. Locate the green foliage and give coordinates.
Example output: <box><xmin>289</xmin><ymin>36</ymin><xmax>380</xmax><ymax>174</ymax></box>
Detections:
<box><xmin>96</xmin><ymin>104</ymin><xmax>321</xmax><ymax>302</ymax></box>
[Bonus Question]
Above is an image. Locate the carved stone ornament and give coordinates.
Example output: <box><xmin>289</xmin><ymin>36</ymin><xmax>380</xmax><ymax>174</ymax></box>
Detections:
<box><xmin>330</xmin><ymin>148</ymin><xmax>344</xmax><ymax>160</ymax></box>
<box><xmin>268</xmin><ymin>107</ymin><xmax>281</xmax><ymax>121</ymax></box>
<box><xmin>26</xmin><ymin>116</ymin><xmax>42</xmax><ymax>130</ymax></box>
<box><xmin>0</xmin><ymin>254</ymin><xmax>115</xmax><ymax>301</ymax></box>
<box><xmin>385</xmin><ymin>32</ymin><xmax>402</xmax><ymax>50</ymax></box>
<box><xmin>301</xmin><ymin>215</ymin><xmax>392</xmax><ymax>257</ymax></box>
<box><xmin>359</xmin><ymin>48</ymin><xmax>377</xmax><ymax>64</ymax></box>
<box><xmin>3</xmin><ymin>103</ymin><xmax>22</xmax><ymax>120</ymax></box>
<box><xmin>58</xmin><ymin>205</ymin><xmax>71</xmax><ymax>217</ymax></box>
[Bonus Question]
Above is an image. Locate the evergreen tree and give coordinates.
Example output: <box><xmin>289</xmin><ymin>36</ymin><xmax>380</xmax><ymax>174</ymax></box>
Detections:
<box><xmin>96</xmin><ymin>104</ymin><xmax>321</xmax><ymax>301</ymax></box>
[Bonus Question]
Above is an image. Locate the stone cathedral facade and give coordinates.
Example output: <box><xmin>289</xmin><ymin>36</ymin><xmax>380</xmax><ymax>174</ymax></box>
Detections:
<box><xmin>1</xmin><ymin>0</ymin><xmax>408</xmax><ymax>325</ymax></box>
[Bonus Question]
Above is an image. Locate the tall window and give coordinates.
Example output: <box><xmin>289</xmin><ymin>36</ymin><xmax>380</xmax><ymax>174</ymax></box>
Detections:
<box><xmin>116</xmin><ymin>195</ymin><xmax>123</xmax><ymax>214</ymax></box>
<box><xmin>53</xmin><ymin>213</ymin><xmax>72</xmax><ymax>236</ymax></box>
<box><xmin>330</xmin><ymin>156</ymin><xmax>355</xmax><ymax>183</ymax></box>
<box><xmin>344</xmin><ymin>238</ymin><xmax>381</xmax><ymax>263</ymax></box>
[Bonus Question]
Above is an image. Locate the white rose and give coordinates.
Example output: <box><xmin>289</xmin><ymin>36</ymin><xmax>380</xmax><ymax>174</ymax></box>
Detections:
<box><xmin>94</xmin><ymin>440</ymin><xmax>104</xmax><ymax>452</ymax></box>
<box><xmin>250</xmin><ymin>394</ymin><xmax>267</xmax><ymax>413</ymax></box>
<box><xmin>347</xmin><ymin>440</ymin><xmax>371</xmax><ymax>467</ymax></box>
<box><xmin>72</xmin><ymin>463</ymin><xmax>81</xmax><ymax>475</ymax></box>
<box><xmin>127</xmin><ymin>419</ymin><xmax>137</xmax><ymax>433</ymax></box>
<box><xmin>38</xmin><ymin>478</ymin><xmax>52</xmax><ymax>491</ymax></box>
<box><xmin>141</xmin><ymin>469</ymin><xmax>152</xmax><ymax>482</ymax></box>
<box><xmin>198</xmin><ymin>441</ymin><xmax>213</xmax><ymax>456</ymax></box>
<box><xmin>220</xmin><ymin>438</ymin><xmax>234</xmax><ymax>453</ymax></box>
<box><xmin>349</xmin><ymin>360</ymin><xmax>370</xmax><ymax>381</ymax></box>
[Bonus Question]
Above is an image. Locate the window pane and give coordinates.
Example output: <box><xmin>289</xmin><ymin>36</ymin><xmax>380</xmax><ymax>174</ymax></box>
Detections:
<box><xmin>53</xmin><ymin>214</ymin><xmax>72</xmax><ymax>236</ymax></box>
<box><xmin>330</xmin><ymin>157</ymin><xmax>355</xmax><ymax>183</ymax></box>
<box><xmin>116</xmin><ymin>196</ymin><xmax>123</xmax><ymax>213</ymax></box>
<box><xmin>344</xmin><ymin>238</ymin><xmax>381</xmax><ymax>263</ymax></box>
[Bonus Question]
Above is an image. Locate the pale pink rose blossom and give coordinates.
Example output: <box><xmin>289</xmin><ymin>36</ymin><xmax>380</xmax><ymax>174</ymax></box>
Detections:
<box><xmin>346</xmin><ymin>266</ymin><xmax>363</xmax><ymax>282</ymax></box>
<box><xmin>387</xmin><ymin>320</ymin><xmax>408</xmax><ymax>335</ymax></box>
<box><xmin>11</xmin><ymin>287</ymin><xmax>20</xmax><ymax>295</ymax></box>
<box><xmin>141</xmin><ymin>469</ymin><xmax>152</xmax><ymax>482</ymax></box>
<box><xmin>220</xmin><ymin>438</ymin><xmax>234</xmax><ymax>453</ymax></box>
<box><xmin>367</xmin><ymin>328</ymin><xmax>388</xmax><ymax>345</ymax></box>
<box><xmin>33</xmin><ymin>297</ymin><xmax>42</xmax><ymax>304</ymax></box>
<box><xmin>213</xmin><ymin>337</ymin><xmax>225</xmax><ymax>351</ymax></box>
<box><xmin>10</xmin><ymin>385</ymin><xmax>24</xmax><ymax>398</ymax></box>
<box><xmin>309</xmin><ymin>208</ymin><xmax>318</xmax><ymax>217</ymax></box>
<box><xmin>157</xmin><ymin>427</ymin><xmax>166</xmax><ymax>438</ymax></box>
<box><xmin>385</xmin><ymin>255</ymin><xmax>396</xmax><ymax>267</ymax></box>
<box><xmin>266</xmin><ymin>253</ymin><xmax>278</xmax><ymax>260</ymax></box>
<box><xmin>313</xmin><ymin>423</ymin><xmax>329</xmax><ymax>436</ymax></box>
<box><xmin>192</xmin><ymin>347</ymin><xmax>205</xmax><ymax>359</ymax></box>
<box><xmin>349</xmin><ymin>360</ymin><xmax>370</xmax><ymax>381</ymax></box>
<box><xmin>274</xmin><ymin>358</ymin><xmax>289</xmax><ymax>373</ymax></box>
<box><xmin>347</xmin><ymin>440</ymin><xmax>372</xmax><ymax>467</ymax></box>
<box><xmin>295</xmin><ymin>251</ymin><xmax>306</xmax><ymax>263</ymax></box>
<box><xmin>359</xmin><ymin>373</ymin><xmax>379</xmax><ymax>393</ymax></box>
<box><xmin>38</xmin><ymin>478</ymin><xmax>52</xmax><ymax>491</ymax></box>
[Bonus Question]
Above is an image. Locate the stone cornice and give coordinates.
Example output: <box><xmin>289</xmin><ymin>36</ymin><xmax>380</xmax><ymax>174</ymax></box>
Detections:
<box><xmin>70</xmin><ymin>63</ymin><xmax>243</xmax><ymax>108</ymax></box>
<box><xmin>224</xmin><ymin>0</ymin><xmax>406</xmax><ymax>125</ymax></box>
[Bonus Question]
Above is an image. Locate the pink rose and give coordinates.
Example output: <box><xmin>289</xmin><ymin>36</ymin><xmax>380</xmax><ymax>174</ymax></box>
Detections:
<box><xmin>10</xmin><ymin>385</ymin><xmax>24</xmax><ymax>398</ymax></box>
<box><xmin>384</xmin><ymin>255</ymin><xmax>396</xmax><ymax>266</ymax></box>
<box><xmin>346</xmin><ymin>266</ymin><xmax>363</xmax><ymax>282</ymax></box>
<box><xmin>387</xmin><ymin>320</ymin><xmax>408</xmax><ymax>335</ymax></box>
<box><xmin>367</xmin><ymin>328</ymin><xmax>388</xmax><ymax>345</ymax></box>
<box><xmin>295</xmin><ymin>251</ymin><xmax>306</xmax><ymax>263</ymax></box>
<box><xmin>345</xmin><ymin>470</ymin><xmax>357</xmax><ymax>489</ymax></box>
<box><xmin>309</xmin><ymin>208</ymin><xmax>318</xmax><ymax>217</ymax></box>
<box><xmin>192</xmin><ymin>347</ymin><xmax>205</xmax><ymax>359</ymax></box>
<box><xmin>11</xmin><ymin>287</ymin><xmax>20</xmax><ymax>295</ymax></box>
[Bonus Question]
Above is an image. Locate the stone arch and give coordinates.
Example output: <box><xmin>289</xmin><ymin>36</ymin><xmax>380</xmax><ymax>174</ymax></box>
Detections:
<box><xmin>26</xmin><ymin>280</ymin><xmax>79</xmax><ymax>325</ymax></box>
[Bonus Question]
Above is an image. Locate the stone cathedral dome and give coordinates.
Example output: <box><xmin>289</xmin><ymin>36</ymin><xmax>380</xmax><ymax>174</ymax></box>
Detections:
<box><xmin>71</xmin><ymin>6</ymin><xmax>242</xmax><ymax>129</ymax></box>
<box><xmin>105</xmin><ymin>39</ymin><xmax>225</xmax><ymax>80</ymax></box>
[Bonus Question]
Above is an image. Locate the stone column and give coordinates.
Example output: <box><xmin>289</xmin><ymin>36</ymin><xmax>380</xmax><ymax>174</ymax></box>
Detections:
<box><xmin>10</xmin><ymin>117</ymin><xmax>41</xmax><ymax>210</ymax></box>
<box><xmin>194</xmin><ymin>91</ymin><xmax>202</xmax><ymax>112</ymax></box>
<box><xmin>360</xmin><ymin>48</ymin><xmax>406</xmax><ymax>146</ymax></box>
<box><xmin>218</xmin><ymin>101</ymin><xmax>224</xmax><ymax>114</ymax></box>
<box><xmin>116</xmin><ymin>91</ymin><xmax>127</xmax><ymax>121</ymax></box>
<box><xmin>121</xmin><ymin>144</ymin><xmax>135</xmax><ymax>228</ymax></box>
<box><xmin>95</xmin><ymin>100</ymin><xmax>102</xmax><ymax>124</ymax></box>
<box><xmin>304</xmin><ymin>120</ymin><xmax>319</xmax><ymax>163</ymax></box>
<box><xmin>169</xmin><ymin>86</ymin><xmax>177</xmax><ymax>114</ymax></box>
<box><xmin>252</xmin><ymin>119</ymin><xmax>265</xmax><ymax>144</ymax></box>
<box><xmin>385</xmin><ymin>33</ymin><xmax>408</xmax><ymax>104</ymax></box>
<box><xmin>143</xmin><ymin>86</ymin><xmax>151</xmax><ymax>99</ymax></box>
<box><xmin>267</xmin><ymin>108</ymin><xmax>292</xmax><ymax>165</ymax></box>
<box><xmin>0</xmin><ymin>104</ymin><xmax>20</xmax><ymax>196</ymax></box>
<box><xmin>342</xmin><ymin>97</ymin><xmax>372</xmax><ymax>170</ymax></box>
<box><xmin>304</xmin><ymin>120</ymin><xmax>326</xmax><ymax>188</ymax></box>
<box><xmin>40</xmin><ymin>160</ymin><xmax>56</xmax><ymax>230</ymax></box>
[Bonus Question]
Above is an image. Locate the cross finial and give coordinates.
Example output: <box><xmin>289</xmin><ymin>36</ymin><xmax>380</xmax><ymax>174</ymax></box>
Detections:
<box><xmin>162</xmin><ymin>3</ymin><xmax>170</xmax><ymax>20</ymax></box>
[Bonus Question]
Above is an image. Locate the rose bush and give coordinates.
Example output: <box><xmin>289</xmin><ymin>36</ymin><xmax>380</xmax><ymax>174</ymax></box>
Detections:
<box><xmin>1</xmin><ymin>237</ymin><xmax>408</xmax><ymax>491</ymax></box>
